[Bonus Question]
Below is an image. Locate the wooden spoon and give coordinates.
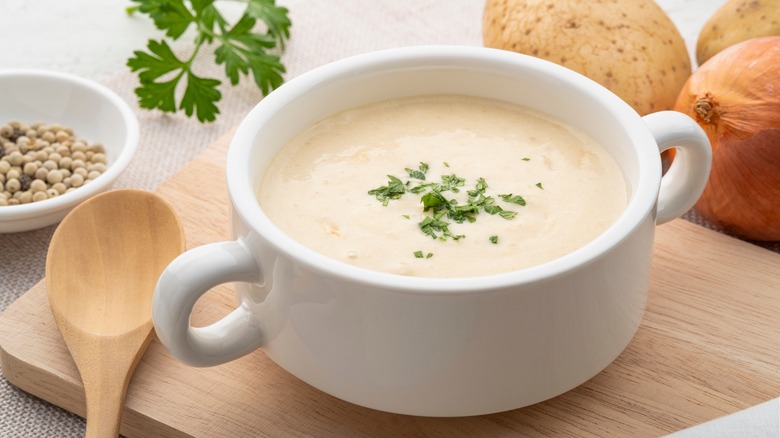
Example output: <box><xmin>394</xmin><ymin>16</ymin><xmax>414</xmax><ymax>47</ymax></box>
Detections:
<box><xmin>46</xmin><ymin>189</ymin><xmax>185</xmax><ymax>438</ymax></box>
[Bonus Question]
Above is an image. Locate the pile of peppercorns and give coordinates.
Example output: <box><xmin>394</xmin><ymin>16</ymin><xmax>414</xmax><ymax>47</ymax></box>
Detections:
<box><xmin>0</xmin><ymin>121</ymin><xmax>108</xmax><ymax>206</ymax></box>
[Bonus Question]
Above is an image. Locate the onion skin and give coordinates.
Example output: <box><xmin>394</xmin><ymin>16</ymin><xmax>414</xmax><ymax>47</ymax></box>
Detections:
<box><xmin>673</xmin><ymin>36</ymin><xmax>780</xmax><ymax>241</ymax></box>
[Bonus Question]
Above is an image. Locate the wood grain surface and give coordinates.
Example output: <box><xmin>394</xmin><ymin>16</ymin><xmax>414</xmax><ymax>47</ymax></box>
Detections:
<box><xmin>1</xmin><ymin>130</ymin><xmax>778</xmax><ymax>437</ymax></box>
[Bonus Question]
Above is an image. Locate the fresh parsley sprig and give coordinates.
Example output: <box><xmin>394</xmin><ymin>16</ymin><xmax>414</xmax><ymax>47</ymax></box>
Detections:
<box><xmin>126</xmin><ymin>0</ymin><xmax>291</xmax><ymax>122</ymax></box>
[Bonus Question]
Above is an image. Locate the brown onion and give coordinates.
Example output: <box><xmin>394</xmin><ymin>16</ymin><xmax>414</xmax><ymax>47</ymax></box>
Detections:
<box><xmin>673</xmin><ymin>36</ymin><xmax>780</xmax><ymax>241</ymax></box>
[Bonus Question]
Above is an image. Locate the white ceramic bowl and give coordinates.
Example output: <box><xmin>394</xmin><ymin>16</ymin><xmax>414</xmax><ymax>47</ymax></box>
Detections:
<box><xmin>153</xmin><ymin>46</ymin><xmax>711</xmax><ymax>416</ymax></box>
<box><xmin>0</xmin><ymin>69</ymin><xmax>138</xmax><ymax>233</ymax></box>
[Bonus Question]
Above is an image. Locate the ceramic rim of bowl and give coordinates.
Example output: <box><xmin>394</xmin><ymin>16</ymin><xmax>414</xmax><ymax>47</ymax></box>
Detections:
<box><xmin>228</xmin><ymin>46</ymin><xmax>662</xmax><ymax>294</ymax></box>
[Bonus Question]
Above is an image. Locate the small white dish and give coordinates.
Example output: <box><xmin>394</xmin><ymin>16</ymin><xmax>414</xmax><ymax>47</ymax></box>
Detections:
<box><xmin>0</xmin><ymin>69</ymin><xmax>138</xmax><ymax>233</ymax></box>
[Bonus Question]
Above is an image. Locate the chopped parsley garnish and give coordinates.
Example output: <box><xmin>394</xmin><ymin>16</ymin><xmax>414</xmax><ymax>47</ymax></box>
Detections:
<box><xmin>368</xmin><ymin>161</ymin><xmax>534</xmax><ymax>247</ymax></box>
<box><xmin>368</xmin><ymin>175</ymin><xmax>406</xmax><ymax>205</ymax></box>
<box><xmin>521</xmin><ymin>157</ymin><xmax>531</xmax><ymax>161</ymax></box>
<box><xmin>499</xmin><ymin>193</ymin><xmax>526</xmax><ymax>206</ymax></box>
<box><xmin>414</xmin><ymin>250</ymin><xmax>433</xmax><ymax>259</ymax></box>
<box><xmin>536</xmin><ymin>182</ymin><xmax>544</xmax><ymax>189</ymax></box>
<box><xmin>405</xmin><ymin>162</ymin><xmax>429</xmax><ymax>180</ymax></box>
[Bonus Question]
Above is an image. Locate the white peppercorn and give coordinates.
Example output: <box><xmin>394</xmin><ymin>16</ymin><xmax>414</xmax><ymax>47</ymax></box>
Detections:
<box><xmin>30</xmin><ymin>179</ymin><xmax>47</xmax><ymax>193</ymax></box>
<box><xmin>15</xmin><ymin>136</ymin><xmax>30</xmax><ymax>148</ymax></box>
<box><xmin>6</xmin><ymin>169</ymin><xmax>20</xmax><ymax>180</ymax></box>
<box><xmin>0</xmin><ymin>120</ymin><xmax>109</xmax><ymax>206</ymax></box>
<box><xmin>42</xmin><ymin>160</ymin><xmax>58</xmax><ymax>171</ymax></box>
<box><xmin>47</xmin><ymin>169</ymin><xmax>64</xmax><ymax>184</ymax></box>
<box><xmin>19</xmin><ymin>190</ymin><xmax>32</xmax><ymax>204</ymax></box>
<box><xmin>6</xmin><ymin>178</ymin><xmax>20</xmax><ymax>193</ymax></box>
<box><xmin>7</xmin><ymin>151</ymin><xmax>23</xmax><ymax>166</ymax></box>
<box><xmin>32</xmin><ymin>191</ymin><xmax>48</xmax><ymax>202</ymax></box>
<box><xmin>55</xmin><ymin>130</ymin><xmax>70</xmax><ymax>142</ymax></box>
<box><xmin>91</xmin><ymin>153</ymin><xmax>107</xmax><ymax>164</ymax></box>
<box><xmin>59</xmin><ymin>156</ymin><xmax>73</xmax><ymax>170</ymax></box>
<box><xmin>70</xmin><ymin>173</ymin><xmax>84</xmax><ymax>187</ymax></box>
<box><xmin>23</xmin><ymin>162</ymin><xmax>38</xmax><ymax>176</ymax></box>
<box><xmin>35</xmin><ymin>167</ymin><xmax>49</xmax><ymax>180</ymax></box>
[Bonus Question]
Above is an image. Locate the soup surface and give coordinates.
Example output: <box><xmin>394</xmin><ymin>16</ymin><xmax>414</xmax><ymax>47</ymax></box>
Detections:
<box><xmin>258</xmin><ymin>95</ymin><xmax>627</xmax><ymax>277</ymax></box>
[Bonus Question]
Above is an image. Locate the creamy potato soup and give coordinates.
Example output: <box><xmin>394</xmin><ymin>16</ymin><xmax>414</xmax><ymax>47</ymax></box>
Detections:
<box><xmin>258</xmin><ymin>95</ymin><xmax>627</xmax><ymax>278</ymax></box>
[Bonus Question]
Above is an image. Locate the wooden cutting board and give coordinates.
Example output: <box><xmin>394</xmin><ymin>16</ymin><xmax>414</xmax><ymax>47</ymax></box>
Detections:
<box><xmin>1</xmin><ymin>130</ymin><xmax>779</xmax><ymax>437</ymax></box>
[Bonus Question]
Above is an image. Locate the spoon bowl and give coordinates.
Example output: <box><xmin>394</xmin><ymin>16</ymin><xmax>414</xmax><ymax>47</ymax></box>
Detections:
<box><xmin>46</xmin><ymin>189</ymin><xmax>185</xmax><ymax>437</ymax></box>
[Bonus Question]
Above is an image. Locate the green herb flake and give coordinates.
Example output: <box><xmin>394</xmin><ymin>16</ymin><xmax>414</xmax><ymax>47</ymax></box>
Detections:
<box><xmin>536</xmin><ymin>182</ymin><xmax>544</xmax><ymax>189</ymax></box>
<box><xmin>499</xmin><ymin>210</ymin><xmax>518</xmax><ymax>220</ymax></box>
<box><xmin>439</xmin><ymin>174</ymin><xmax>465</xmax><ymax>192</ymax></box>
<box><xmin>405</xmin><ymin>162</ymin><xmax>429</xmax><ymax>180</ymax></box>
<box><xmin>521</xmin><ymin>157</ymin><xmax>530</xmax><ymax>161</ymax></box>
<box><xmin>420</xmin><ymin>191</ymin><xmax>448</xmax><ymax>211</ymax></box>
<box><xmin>489</xmin><ymin>235</ymin><xmax>498</xmax><ymax>244</ymax></box>
<box><xmin>402</xmin><ymin>214</ymin><xmax>410</xmax><ymax>220</ymax></box>
<box><xmin>413</xmin><ymin>250</ymin><xmax>434</xmax><ymax>259</ymax></box>
<box><xmin>499</xmin><ymin>193</ymin><xmax>526</xmax><ymax>206</ymax></box>
<box><xmin>483</xmin><ymin>203</ymin><xmax>504</xmax><ymax>215</ymax></box>
<box><xmin>368</xmin><ymin>175</ymin><xmax>406</xmax><ymax>205</ymax></box>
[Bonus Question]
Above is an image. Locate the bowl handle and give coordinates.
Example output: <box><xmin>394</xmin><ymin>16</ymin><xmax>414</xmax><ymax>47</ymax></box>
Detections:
<box><xmin>643</xmin><ymin>111</ymin><xmax>712</xmax><ymax>224</ymax></box>
<box><xmin>152</xmin><ymin>239</ymin><xmax>264</xmax><ymax>367</ymax></box>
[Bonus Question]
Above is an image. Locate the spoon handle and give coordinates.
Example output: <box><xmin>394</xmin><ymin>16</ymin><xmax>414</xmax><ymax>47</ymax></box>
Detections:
<box><xmin>73</xmin><ymin>330</ymin><xmax>154</xmax><ymax>438</ymax></box>
<box><xmin>84</xmin><ymin>376</ymin><xmax>127</xmax><ymax>438</ymax></box>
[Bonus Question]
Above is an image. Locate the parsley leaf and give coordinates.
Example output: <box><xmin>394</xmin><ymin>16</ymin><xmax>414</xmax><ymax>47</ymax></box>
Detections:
<box><xmin>499</xmin><ymin>193</ymin><xmax>526</xmax><ymax>206</ymax></box>
<box><xmin>368</xmin><ymin>175</ymin><xmax>406</xmax><ymax>206</ymax></box>
<box><xmin>405</xmin><ymin>162</ymin><xmax>429</xmax><ymax>180</ymax></box>
<box><xmin>246</xmin><ymin>0</ymin><xmax>292</xmax><ymax>49</ymax></box>
<box><xmin>180</xmin><ymin>71</ymin><xmax>222</xmax><ymax>122</ymax></box>
<box><xmin>127</xmin><ymin>0</ymin><xmax>291</xmax><ymax>122</ymax></box>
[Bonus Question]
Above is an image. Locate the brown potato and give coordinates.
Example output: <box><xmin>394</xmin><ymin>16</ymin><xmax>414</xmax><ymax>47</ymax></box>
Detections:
<box><xmin>483</xmin><ymin>0</ymin><xmax>691</xmax><ymax>115</ymax></box>
<box><xmin>697</xmin><ymin>0</ymin><xmax>780</xmax><ymax>65</ymax></box>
